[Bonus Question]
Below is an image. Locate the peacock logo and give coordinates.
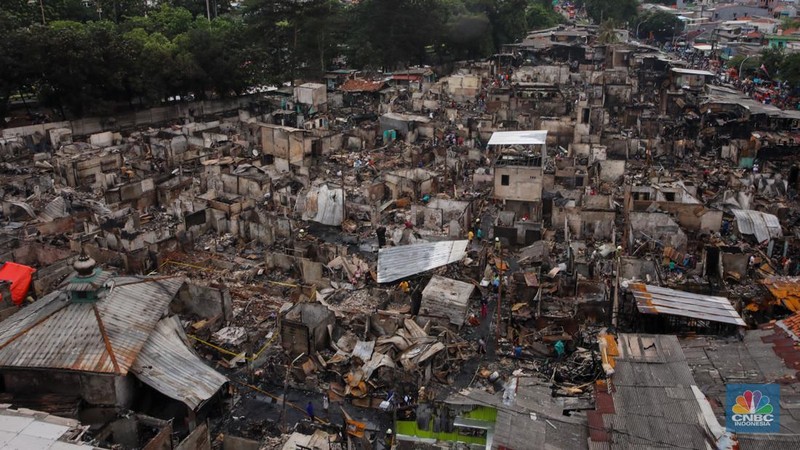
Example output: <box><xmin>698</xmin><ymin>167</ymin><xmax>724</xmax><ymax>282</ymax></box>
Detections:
<box><xmin>732</xmin><ymin>390</ymin><xmax>773</xmax><ymax>415</ymax></box>
<box><xmin>727</xmin><ymin>384</ymin><xmax>779</xmax><ymax>433</ymax></box>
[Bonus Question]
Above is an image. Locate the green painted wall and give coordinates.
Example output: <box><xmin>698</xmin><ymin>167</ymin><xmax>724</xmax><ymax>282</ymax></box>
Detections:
<box><xmin>396</xmin><ymin>406</ymin><xmax>496</xmax><ymax>445</ymax></box>
<box><xmin>462</xmin><ymin>406</ymin><xmax>497</xmax><ymax>422</ymax></box>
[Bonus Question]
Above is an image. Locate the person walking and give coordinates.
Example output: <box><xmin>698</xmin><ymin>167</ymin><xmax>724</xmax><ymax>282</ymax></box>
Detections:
<box><xmin>478</xmin><ymin>338</ymin><xmax>487</xmax><ymax>354</ymax></box>
<box><xmin>306</xmin><ymin>401</ymin><xmax>315</xmax><ymax>422</ymax></box>
<box><xmin>480</xmin><ymin>296</ymin><xmax>488</xmax><ymax>319</ymax></box>
<box><xmin>468</xmin><ymin>230</ymin><xmax>474</xmax><ymax>244</ymax></box>
<box><xmin>322</xmin><ymin>392</ymin><xmax>329</xmax><ymax>418</ymax></box>
<box><xmin>494</xmin><ymin>237</ymin><xmax>502</xmax><ymax>254</ymax></box>
<box><xmin>376</xmin><ymin>226</ymin><xmax>387</xmax><ymax>248</ymax></box>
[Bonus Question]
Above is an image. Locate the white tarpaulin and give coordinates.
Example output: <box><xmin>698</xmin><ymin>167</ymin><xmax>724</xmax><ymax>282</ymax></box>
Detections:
<box><xmin>487</xmin><ymin>130</ymin><xmax>548</xmax><ymax>146</ymax></box>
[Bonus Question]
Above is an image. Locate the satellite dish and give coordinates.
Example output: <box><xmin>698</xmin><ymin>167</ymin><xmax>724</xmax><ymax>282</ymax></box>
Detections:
<box><xmin>252</xmin><ymin>149</ymin><xmax>259</xmax><ymax>157</ymax></box>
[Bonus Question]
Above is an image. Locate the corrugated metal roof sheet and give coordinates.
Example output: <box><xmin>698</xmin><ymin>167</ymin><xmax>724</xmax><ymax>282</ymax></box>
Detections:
<box><xmin>732</xmin><ymin>209</ymin><xmax>783</xmax><ymax>243</ymax></box>
<box><xmin>450</xmin><ymin>380</ymin><xmax>587</xmax><ymax>450</ymax></box>
<box><xmin>300</xmin><ymin>184</ymin><xmax>343</xmax><ymax>226</ymax></box>
<box><xmin>38</xmin><ymin>197</ymin><xmax>69</xmax><ymax>222</ymax></box>
<box><xmin>599</xmin><ymin>334</ymin><xmax>727</xmax><ymax>449</ymax></box>
<box><xmin>762</xmin><ymin>277</ymin><xmax>800</xmax><ymax>313</ymax></box>
<box><xmin>0</xmin><ymin>275</ymin><xmax>184</xmax><ymax>374</ymax></box>
<box><xmin>737</xmin><ymin>430</ymin><xmax>800</xmax><ymax>449</ymax></box>
<box><xmin>132</xmin><ymin>316</ymin><xmax>227</xmax><ymax>410</ymax></box>
<box><xmin>628</xmin><ymin>283</ymin><xmax>746</xmax><ymax>326</ymax></box>
<box><xmin>377</xmin><ymin>240</ymin><xmax>468</xmax><ymax>283</ymax></box>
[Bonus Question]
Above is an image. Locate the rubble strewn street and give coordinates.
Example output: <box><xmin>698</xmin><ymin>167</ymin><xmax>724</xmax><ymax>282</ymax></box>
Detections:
<box><xmin>5</xmin><ymin>2</ymin><xmax>800</xmax><ymax>449</ymax></box>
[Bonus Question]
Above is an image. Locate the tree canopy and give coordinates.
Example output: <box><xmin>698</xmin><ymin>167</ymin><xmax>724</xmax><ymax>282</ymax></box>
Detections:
<box><xmin>584</xmin><ymin>0</ymin><xmax>638</xmax><ymax>26</ymax></box>
<box><xmin>636</xmin><ymin>11</ymin><xmax>685</xmax><ymax>41</ymax></box>
<box><xmin>1</xmin><ymin>0</ymin><xmax>570</xmax><ymax>118</ymax></box>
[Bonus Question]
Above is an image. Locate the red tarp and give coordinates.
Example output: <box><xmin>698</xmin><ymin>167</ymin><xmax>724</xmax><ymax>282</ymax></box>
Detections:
<box><xmin>0</xmin><ymin>262</ymin><xmax>36</xmax><ymax>306</ymax></box>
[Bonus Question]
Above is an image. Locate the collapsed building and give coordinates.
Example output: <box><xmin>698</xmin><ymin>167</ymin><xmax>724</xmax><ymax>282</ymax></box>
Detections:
<box><xmin>3</xmin><ymin>19</ymin><xmax>800</xmax><ymax>450</ymax></box>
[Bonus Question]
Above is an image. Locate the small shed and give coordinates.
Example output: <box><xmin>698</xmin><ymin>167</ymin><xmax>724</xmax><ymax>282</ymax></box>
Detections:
<box><xmin>420</xmin><ymin>275</ymin><xmax>475</xmax><ymax>327</ymax></box>
<box><xmin>294</xmin><ymin>83</ymin><xmax>327</xmax><ymax>107</ymax></box>
<box><xmin>280</xmin><ymin>302</ymin><xmax>335</xmax><ymax>356</ymax></box>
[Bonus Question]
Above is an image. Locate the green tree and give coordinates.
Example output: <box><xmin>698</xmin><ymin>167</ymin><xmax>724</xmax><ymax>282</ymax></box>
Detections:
<box><xmin>0</xmin><ymin>27</ymin><xmax>43</xmax><ymax>118</ymax></box>
<box><xmin>597</xmin><ymin>20</ymin><xmax>619</xmax><ymax>44</ymax></box>
<box><xmin>245</xmin><ymin>0</ymin><xmax>347</xmax><ymax>80</ymax></box>
<box><xmin>176</xmin><ymin>18</ymin><xmax>257</xmax><ymax>97</ymax></box>
<box><xmin>35</xmin><ymin>21</ymin><xmax>98</xmax><ymax>117</ymax></box>
<box><xmin>780</xmin><ymin>53</ymin><xmax>800</xmax><ymax>86</ymax></box>
<box><xmin>491</xmin><ymin>0</ymin><xmax>531</xmax><ymax>48</ymax></box>
<box><xmin>94</xmin><ymin>0</ymin><xmax>148</xmax><ymax>22</ymax></box>
<box><xmin>344</xmin><ymin>0</ymin><xmax>450</xmax><ymax>69</ymax></box>
<box><xmin>525</xmin><ymin>3</ymin><xmax>564</xmax><ymax>31</ymax></box>
<box><xmin>585</xmin><ymin>0</ymin><xmax>638</xmax><ymax>25</ymax></box>
<box><xmin>161</xmin><ymin>0</ymin><xmax>234</xmax><ymax>19</ymax></box>
<box><xmin>1</xmin><ymin>0</ymin><xmax>98</xmax><ymax>27</ymax></box>
<box><xmin>727</xmin><ymin>54</ymin><xmax>760</xmax><ymax>78</ymax></box>
<box><xmin>636</xmin><ymin>11</ymin><xmax>684</xmax><ymax>41</ymax></box>
<box><xmin>445</xmin><ymin>12</ymin><xmax>494</xmax><ymax>59</ymax></box>
<box><xmin>123</xmin><ymin>4</ymin><xmax>195</xmax><ymax>38</ymax></box>
<box><xmin>760</xmin><ymin>47</ymin><xmax>784</xmax><ymax>79</ymax></box>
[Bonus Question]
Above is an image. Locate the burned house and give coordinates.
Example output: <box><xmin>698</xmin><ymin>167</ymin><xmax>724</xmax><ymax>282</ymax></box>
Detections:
<box><xmin>0</xmin><ymin>255</ymin><xmax>227</xmax><ymax>431</ymax></box>
<box><xmin>490</xmin><ymin>130</ymin><xmax>548</xmax><ymax>219</ymax></box>
<box><xmin>53</xmin><ymin>144</ymin><xmax>123</xmax><ymax>189</ymax></box>
<box><xmin>294</xmin><ymin>82</ymin><xmax>327</xmax><ymax>117</ymax></box>
<box><xmin>379</xmin><ymin>112</ymin><xmax>432</xmax><ymax>142</ymax></box>
<box><xmin>258</xmin><ymin>123</ymin><xmax>318</xmax><ymax>170</ymax></box>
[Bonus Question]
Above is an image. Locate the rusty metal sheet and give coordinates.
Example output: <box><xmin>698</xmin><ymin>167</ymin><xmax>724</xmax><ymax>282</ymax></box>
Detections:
<box><xmin>0</xmin><ymin>275</ymin><xmax>184</xmax><ymax>374</ymax></box>
<box><xmin>132</xmin><ymin>316</ymin><xmax>227</xmax><ymax>410</ymax></box>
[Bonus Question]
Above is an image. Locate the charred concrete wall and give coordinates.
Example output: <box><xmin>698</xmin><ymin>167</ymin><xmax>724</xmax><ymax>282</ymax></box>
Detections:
<box><xmin>175</xmin><ymin>422</ymin><xmax>211</xmax><ymax>450</ymax></box>
<box><xmin>1</xmin><ymin>370</ymin><xmax>136</xmax><ymax>410</ymax></box>
<box><xmin>280</xmin><ymin>303</ymin><xmax>335</xmax><ymax>357</ymax></box>
<box><xmin>494</xmin><ymin>166</ymin><xmax>543</xmax><ymax>202</ymax></box>
<box><xmin>629</xmin><ymin>212</ymin><xmax>688</xmax><ymax>251</ymax></box>
<box><xmin>172</xmin><ymin>283</ymin><xmax>233</xmax><ymax>322</ymax></box>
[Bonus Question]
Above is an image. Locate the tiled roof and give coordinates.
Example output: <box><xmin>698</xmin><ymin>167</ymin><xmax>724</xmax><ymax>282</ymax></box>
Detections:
<box><xmin>782</xmin><ymin>312</ymin><xmax>800</xmax><ymax>340</ymax></box>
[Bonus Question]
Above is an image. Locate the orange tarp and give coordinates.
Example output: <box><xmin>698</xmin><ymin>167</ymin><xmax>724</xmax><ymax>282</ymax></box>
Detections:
<box><xmin>603</xmin><ymin>334</ymin><xmax>619</xmax><ymax>369</ymax></box>
<box><xmin>0</xmin><ymin>262</ymin><xmax>35</xmax><ymax>306</ymax></box>
<box><xmin>762</xmin><ymin>277</ymin><xmax>800</xmax><ymax>312</ymax></box>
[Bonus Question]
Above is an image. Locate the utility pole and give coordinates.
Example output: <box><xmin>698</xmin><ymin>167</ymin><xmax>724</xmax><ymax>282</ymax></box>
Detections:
<box><xmin>612</xmin><ymin>249</ymin><xmax>621</xmax><ymax>327</ymax></box>
<box><xmin>496</xmin><ymin>265</ymin><xmax>503</xmax><ymax>347</ymax></box>
<box><xmin>340</xmin><ymin>170</ymin><xmax>347</xmax><ymax>229</ymax></box>
<box><xmin>281</xmin><ymin>352</ymin><xmax>305</xmax><ymax>432</ymax></box>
